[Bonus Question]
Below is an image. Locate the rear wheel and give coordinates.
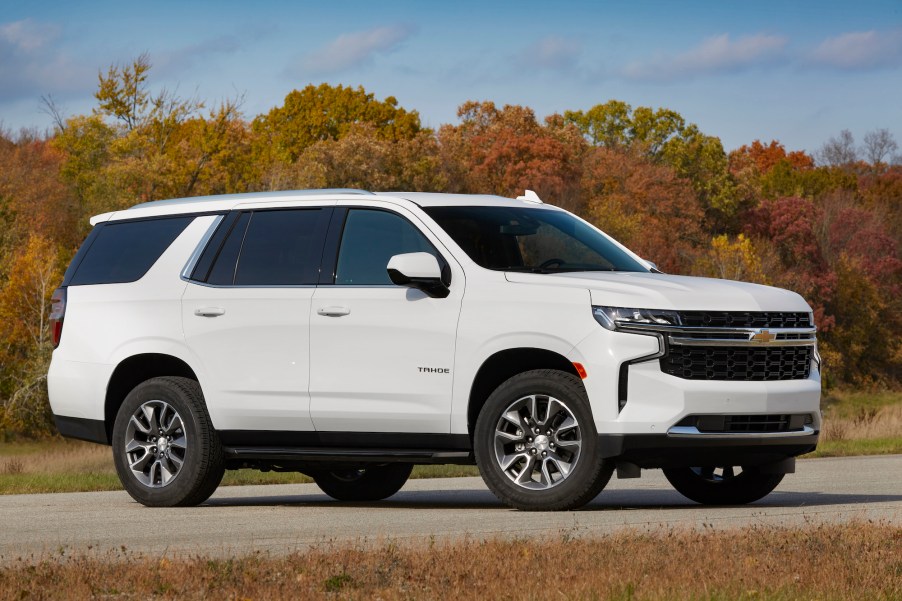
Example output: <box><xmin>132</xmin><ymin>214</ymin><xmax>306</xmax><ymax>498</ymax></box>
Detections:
<box><xmin>112</xmin><ymin>377</ymin><xmax>224</xmax><ymax>507</ymax></box>
<box><xmin>663</xmin><ymin>466</ymin><xmax>784</xmax><ymax>505</ymax></box>
<box><xmin>312</xmin><ymin>463</ymin><xmax>413</xmax><ymax>501</ymax></box>
<box><xmin>474</xmin><ymin>369</ymin><xmax>613</xmax><ymax>511</ymax></box>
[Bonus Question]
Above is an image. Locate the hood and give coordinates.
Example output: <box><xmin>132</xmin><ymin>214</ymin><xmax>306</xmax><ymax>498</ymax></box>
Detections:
<box><xmin>504</xmin><ymin>271</ymin><xmax>811</xmax><ymax>312</ymax></box>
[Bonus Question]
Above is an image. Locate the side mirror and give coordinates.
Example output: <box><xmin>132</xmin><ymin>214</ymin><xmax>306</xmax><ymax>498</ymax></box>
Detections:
<box><xmin>386</xmin><ymin>252</ymin><xmax>450</xmax><ymax>298</ymax></box>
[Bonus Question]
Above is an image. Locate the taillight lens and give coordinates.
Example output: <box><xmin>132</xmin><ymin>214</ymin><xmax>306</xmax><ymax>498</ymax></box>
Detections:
<box><xmin>50</xmin><ymin>287</ymin><xmax>66</xmax><ymax>348</ymax></box>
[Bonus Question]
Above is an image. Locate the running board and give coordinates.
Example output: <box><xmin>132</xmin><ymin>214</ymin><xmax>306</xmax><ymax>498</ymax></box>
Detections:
<box><xmin>223</xmin><ymin>446</ymin><xmax>474</xmax><ymax>465</ymax></box>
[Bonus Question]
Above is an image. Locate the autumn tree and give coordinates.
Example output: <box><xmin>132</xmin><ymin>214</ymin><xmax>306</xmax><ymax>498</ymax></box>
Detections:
<box><xmin>565</xmin><ymin>101</ymin><xmax>739</xmax><ymax>225</ymax></box>
<box><xmin>817</xmin><ymin>129</ymin><xmax>857</xmax><ymax>167</ymax></box>
<box><xmin>94</xmin><ymin>52</ymin><xmax>153</xmax><ymax>131</ymax></box>
<box><xmin>862</xmin><ymin>128</ymin><xmax>898</xmax><ymax>170</ymax></box>
<box><xmin>693</xmin><ymin>233</ymin><xmax>768</xmax><ymax>284</ymax></box>
<box><xmin>581</xmin><ymin>146</ymin><xmax>703</xmax><ymax>273</ymax></box>
<box><xmin>438</xmin><ymin>101</ymin><xmax>586</xmax><ymax>212</ymax></box>
<box><xmin>0</xmin><ymin>235</ymin><xmax>63</xmax><ymax>435</ymax></box>
<box><xmin>252</xmin><ymin>84</ymin><xmax>422</xmax><ymax>168</ymax></box>
<box><xmin>292</xmin><ymin>125</ymin><xmax>445</xmax><ymax>192</ymax></box>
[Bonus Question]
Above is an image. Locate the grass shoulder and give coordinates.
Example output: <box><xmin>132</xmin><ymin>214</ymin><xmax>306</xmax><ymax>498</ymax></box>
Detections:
<box><xmin>2</xmin><ymin>522</ymin><xmax>899</xmax><ymax>600</ymax></box>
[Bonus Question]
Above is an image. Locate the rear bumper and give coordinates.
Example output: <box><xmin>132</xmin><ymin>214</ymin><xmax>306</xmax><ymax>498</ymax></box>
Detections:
<box><xmin>599</xmin><ymin>429</ymin><xmax>818</xmax><ymax>468</ymax></box>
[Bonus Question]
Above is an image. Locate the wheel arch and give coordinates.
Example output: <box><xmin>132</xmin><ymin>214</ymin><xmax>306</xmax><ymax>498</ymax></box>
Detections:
<box><xmin>104</xmin><ymin>353</ymin><xmax>199</xmax><ymax>442</ymax></box>
<box><xmin>467</xmin><ymin>347</ymin><xmax>582</xmax><ymax>438</ymax></box>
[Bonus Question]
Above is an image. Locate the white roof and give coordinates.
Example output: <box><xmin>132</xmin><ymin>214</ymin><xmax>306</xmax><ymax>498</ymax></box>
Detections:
<box><xmin>91</xmin><ymin>189</ymin><xmax>557</xmax><ymax>225</ymax></box>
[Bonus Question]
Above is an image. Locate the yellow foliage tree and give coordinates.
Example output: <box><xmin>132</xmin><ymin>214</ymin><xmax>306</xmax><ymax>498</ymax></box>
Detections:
<box><xmin>694</xmin><ymin>234</ymin><xmax>769</xmax><ymax>284</ymax></box>
<box><xmin>0</xmin><ymin>234</ymin><xmax>63</xmax><ymax>435</ymax></box>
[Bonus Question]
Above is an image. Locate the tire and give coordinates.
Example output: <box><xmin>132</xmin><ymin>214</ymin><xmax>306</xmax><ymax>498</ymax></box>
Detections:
<box><xmin>663</xmin><ymin>466</ymin><xmax>785</xmax><ymax>505</ymax></box>
<box><xmin>112</xmin><ymin>376</ymin><xmax>225</xmax><ymax>507</ymax></box>
<box><xmin>312</xmin><ymin>463</ymin><xmax>413</xmax><ymax>501</ymax></box>
<box><xmin>474</xmin><ymin>369</ymin><xmax>614</xmax><ymax>511</ymax></box>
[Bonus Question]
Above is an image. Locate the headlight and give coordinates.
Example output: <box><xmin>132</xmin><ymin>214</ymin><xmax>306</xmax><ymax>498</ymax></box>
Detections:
<box><xmin>592</xmin><ymin>306</ymin><xmax>682</xmax><ymax>331</ymax></box>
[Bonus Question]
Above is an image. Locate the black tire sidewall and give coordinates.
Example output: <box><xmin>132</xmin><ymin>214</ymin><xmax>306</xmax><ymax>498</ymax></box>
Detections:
<box><xmin>663</xmin><ymin>466</ymin><xmax>785</xmax><ymax>505</ymax></box>
<box><xmin>112</xmin><ymin>377</ymin><xmax>223</xmax><ymax>507</ymax></box>
<box><xmin>312</xmin><ymin>463</ymin><xmax>413</xmax><ymax>502</ymax></box>
<box><xmin>474</xmin><ymin>369</ymin><xmax>610</xmax><ymax>511</ymax></box>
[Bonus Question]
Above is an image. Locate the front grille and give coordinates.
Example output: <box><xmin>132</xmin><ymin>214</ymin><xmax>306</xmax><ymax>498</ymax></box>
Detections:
<box><xmin>661</xmin><ymin>346</ymin><xmax>812</xmax><ymax>381</ymax></box>
<box><xmin>677</xmin><ymin>414</ymin><xmax>811</xmax><ymax>433</ymax></box>
<box><xmin>677</xmin><ymin>311</ymin><xmax>811</xmax><ymax>329</ymax></box>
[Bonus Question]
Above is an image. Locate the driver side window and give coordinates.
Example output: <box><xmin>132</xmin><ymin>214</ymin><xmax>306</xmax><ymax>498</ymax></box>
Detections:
<box><xmin>335</xmin><ymin>209</ymin><xmax>438</xmax><ymax>285</ymax></box>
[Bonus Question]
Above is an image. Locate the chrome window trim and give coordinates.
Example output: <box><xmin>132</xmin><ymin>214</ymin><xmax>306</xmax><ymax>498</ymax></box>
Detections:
<box><xmin>180</xmin><ymin>215</ymin><xmax>224</xmax><ymax>280</ymax></box>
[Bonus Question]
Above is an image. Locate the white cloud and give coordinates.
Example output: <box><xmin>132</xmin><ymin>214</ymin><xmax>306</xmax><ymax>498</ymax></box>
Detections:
<box><xmin>517</xmin><ymin>36</ymin><xmax>581</xmax><ymax>70</ymax></box>
<box><xmin>155</xmin><ymin>35</ymin><xmax>243</xmax><ymax>77</ymax></box>
<box><xmin>623</xmin><ymin>33</ymin><xmax>788</xmax><ymax>82</ymax></box>
<box><xmin>300</xmin><ymin>25</ymin><xmax>416</xmax><ymax>75</ymax></box>
<box><xmin>0</xmin><ymin>19</ymin><xmax>60</xmax><ymax>52</ymax></box>
<box><xmin>809</xmin><ymin>29</ymin><xmax>902</xmax><ymax>70</ymax></box>
<box><xmin>0</xmin><ymin>19</ymin><xmax>91</xmax><ymax>102</ymax></box>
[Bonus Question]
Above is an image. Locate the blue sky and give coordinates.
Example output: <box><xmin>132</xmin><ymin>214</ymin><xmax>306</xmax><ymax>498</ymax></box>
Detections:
<box><xmin>1</xmin><ymin>0</ymin><xmax>900</xmax><ymax>153</ymax></box>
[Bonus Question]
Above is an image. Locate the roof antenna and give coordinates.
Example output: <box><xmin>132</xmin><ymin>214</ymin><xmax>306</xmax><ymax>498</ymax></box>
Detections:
<box><xmin>516</xmin><ymin>189</ymin><xmax>543</xmax><ymax>204</ymax></box>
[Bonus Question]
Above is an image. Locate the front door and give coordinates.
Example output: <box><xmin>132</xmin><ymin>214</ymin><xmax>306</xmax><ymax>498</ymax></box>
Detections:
<box><xmin>309</xmin><ymin>208</ymin><xmax>464</xmax><ymax>433</ymax></box>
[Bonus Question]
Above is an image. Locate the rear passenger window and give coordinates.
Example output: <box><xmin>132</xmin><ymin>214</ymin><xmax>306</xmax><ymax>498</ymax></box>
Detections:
<box><xmin>206</xmin><ymin>213</ymin><xmax>250</xmax><ymax>286</ymax></box>
<box><xmin>205</xmin><ymin>209</ymin><xmax>329</xmax><ymax>286</ymax></box>
<box><xmin>68</xmin><ymin>217</ymin><xmax>193</xmax><ymax>285</ymax></box>
<box><xmin>335</xmin><ymin>210</ymin><xmax>437</xmax><ymax>285</ymax></box>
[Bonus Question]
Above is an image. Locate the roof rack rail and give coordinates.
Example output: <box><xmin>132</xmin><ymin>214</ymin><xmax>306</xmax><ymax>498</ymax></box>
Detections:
<box><xmin>128</xmin><ymin>188</ymin><xmax>374</xmax><ymax>210</ymax></box>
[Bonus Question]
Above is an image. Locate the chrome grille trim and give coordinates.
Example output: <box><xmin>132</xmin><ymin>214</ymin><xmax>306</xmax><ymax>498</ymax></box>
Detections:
<box><xmin>667</xmin><ymin>425</ymin><xmax>817</xmax><ymax>439</ymax></box>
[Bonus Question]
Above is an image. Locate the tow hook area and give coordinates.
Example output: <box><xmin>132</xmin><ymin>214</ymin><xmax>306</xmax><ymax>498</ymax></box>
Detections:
<box><xmin>616</xmin><ymin>461</ymin><xmax>641</xmax><ymax>479</ymax></box>
<box><xmin>758</xmin><ymin>457</ymin><xmax>796</xmax><ymax>474</ymax></box>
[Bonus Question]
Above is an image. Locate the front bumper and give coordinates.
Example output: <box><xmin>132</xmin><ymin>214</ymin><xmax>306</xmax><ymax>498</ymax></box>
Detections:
<box><xmin>599</xmin><ymin>428</ymin><xmax>819</xmax><ymax>468</ymax></box>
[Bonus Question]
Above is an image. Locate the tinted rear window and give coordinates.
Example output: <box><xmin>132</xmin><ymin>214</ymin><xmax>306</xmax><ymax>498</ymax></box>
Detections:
<box><xmin>68</xmin><ymin>217</ymin><xmax>193</xmax><ymax>285</ymax></box>
<box><xmin>203</xmin><ymin>209</ymin><xmax>329</xmax><ymax>286</ymax></box>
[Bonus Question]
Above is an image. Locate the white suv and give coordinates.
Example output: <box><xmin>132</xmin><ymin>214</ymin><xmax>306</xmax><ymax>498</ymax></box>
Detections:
<box><xmin>47</xmin><ymin>189</ymin><xmax>821</xmax><ymax>510</ymax></box>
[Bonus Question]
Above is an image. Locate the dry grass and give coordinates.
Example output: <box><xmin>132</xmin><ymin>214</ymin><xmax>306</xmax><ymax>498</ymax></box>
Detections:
<box><xmin>807</xmin><ymin>393</ymin><xmax>902</xmax><ymax>457</ymax></box>
<box><xmin>820</xmin><ymin>403</ymin><xmax>902</xmax><ymax>442</ymax></box>
<box><xmin>0</xmin><ymin>522</ymin><xmax>899</xmax><ymax>600</ymax></box>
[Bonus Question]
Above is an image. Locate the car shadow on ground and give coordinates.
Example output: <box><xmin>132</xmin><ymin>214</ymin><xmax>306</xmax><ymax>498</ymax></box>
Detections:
<box><xmin>203</xmin><ymin>487</ymin><xmax>902</xmax><ymax>510</ymax></box>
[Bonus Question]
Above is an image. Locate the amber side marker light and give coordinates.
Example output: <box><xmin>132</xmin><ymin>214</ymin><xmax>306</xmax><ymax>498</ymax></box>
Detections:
<box><xmin>572</xmin><ymin>362</ymin><xmax>588</xmax><ymax>379</ymax></box>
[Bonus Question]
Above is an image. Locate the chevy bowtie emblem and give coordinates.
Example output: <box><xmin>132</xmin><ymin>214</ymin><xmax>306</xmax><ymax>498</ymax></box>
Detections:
<box><xmin>750</xmin><ymin>329</ymin><xmax>777</xmax><ymax>343</ymax></box>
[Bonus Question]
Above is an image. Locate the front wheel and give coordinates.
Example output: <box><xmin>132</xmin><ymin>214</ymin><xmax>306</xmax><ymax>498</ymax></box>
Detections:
<box><xmin>663</xmin><ymin>466</ymin><xmax>785</xmax><ymax>505</ymax></box>
<box><xmin>312</xmin><ymin>463</ymin><xmax>413</xmax><ymax>501</ymax></box>
<box><xmin>474</xmin><ymin>369</ymin><xmax>613</xmax><ymax>511</ymax></box>
<box><xmin>112</xmin><ymin>376</ymin><xmax>225</xmax><ymax>507</ymax></box>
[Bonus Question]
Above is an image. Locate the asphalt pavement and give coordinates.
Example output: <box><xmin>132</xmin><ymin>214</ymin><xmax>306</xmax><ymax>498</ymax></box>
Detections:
<box><xmin>1</xmin><ymin>454</ymin><xmax>899</xmax><ymax>561</ymax></box>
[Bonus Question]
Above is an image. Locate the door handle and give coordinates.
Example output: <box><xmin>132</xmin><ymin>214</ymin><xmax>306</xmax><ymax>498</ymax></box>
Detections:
<box><xmin>317</xmin><ymin>306</ymin><xmax>351</xmax><ymax>317</ymax></box>
<box><xmin>194</xmin><ymin>307</ymin><xmax>226</xmax><ymax>317</ymax></box>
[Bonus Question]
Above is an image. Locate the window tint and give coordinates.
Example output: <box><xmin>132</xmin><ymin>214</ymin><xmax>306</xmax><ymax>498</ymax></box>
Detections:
<box><xmin>68</xmin><ymin>217</ymin><xmax>193</xmax><ymax>285</ymax></box>
<box><xmin>335</xmin><ymin>210</ymin><xmax>437</xmax><ymax>285</ymax></box>
<box><xmin>423</xmin><ymin>206</ymin><xmax>646</xmax><ymax>273</ymax></box>
<box><xmin>229</xmin><ymin>209</ymin><xmax>328</xmax><ymax>285</ymax></box>
<box><xmin>206</xmin><ymin>212</ymin><xmax>250</xmax><ymax>285</ymax></box>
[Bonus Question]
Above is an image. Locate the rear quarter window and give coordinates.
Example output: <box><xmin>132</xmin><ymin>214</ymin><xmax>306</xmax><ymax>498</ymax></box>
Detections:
<box><xmin>66</xmin><ymin>216</ymin><xmax>194</xmax><ymax>286</ymax></box>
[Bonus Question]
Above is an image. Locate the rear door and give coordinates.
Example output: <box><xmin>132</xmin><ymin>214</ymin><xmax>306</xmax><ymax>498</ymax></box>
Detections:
<box><xmin>182</xmin><ymin>206</ymin><xmax>332</xmax><ymax>433</ymax></box>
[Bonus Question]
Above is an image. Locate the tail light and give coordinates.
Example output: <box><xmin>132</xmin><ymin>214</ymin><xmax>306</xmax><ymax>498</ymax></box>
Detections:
<box><xmin>50</xmin><ymin>287</ymin><xmax>66</xmax><ymax>348</ymax></box>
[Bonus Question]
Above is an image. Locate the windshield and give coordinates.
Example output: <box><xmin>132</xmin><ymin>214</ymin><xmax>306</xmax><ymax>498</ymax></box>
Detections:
<box><xmin>423</xmin><ymin>206</ymin><xmax>648</xmax><ymax>273</ymax></box>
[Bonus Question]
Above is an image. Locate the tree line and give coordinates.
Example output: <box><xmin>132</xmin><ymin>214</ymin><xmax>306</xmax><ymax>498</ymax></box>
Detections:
<box><xmin>1</xmin><ymin>55</ymin><xmax>900</xmax><ymax>436</ymax></box>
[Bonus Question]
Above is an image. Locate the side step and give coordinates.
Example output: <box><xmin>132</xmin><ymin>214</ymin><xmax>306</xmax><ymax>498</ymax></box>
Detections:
<box><xmin>223</xmin><ymin>446</ymin><xmax>474</xmax><ymax>465</ymax></box>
